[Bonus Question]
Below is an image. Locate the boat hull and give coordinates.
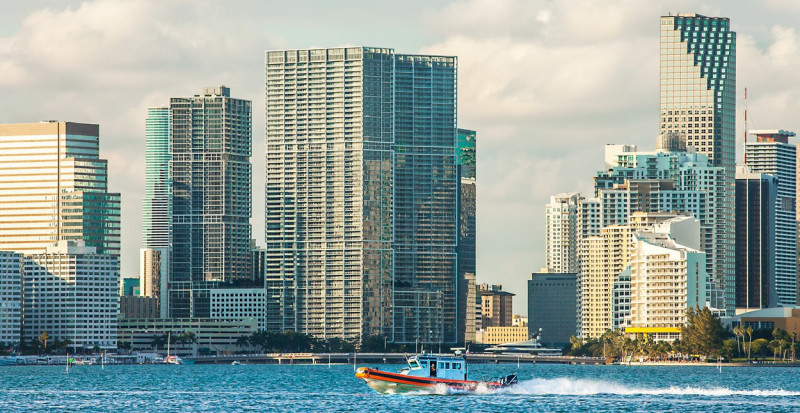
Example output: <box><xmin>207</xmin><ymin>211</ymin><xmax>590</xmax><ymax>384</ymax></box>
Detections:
<box><xmin>356</xmin><ymin>367</ymin><xmax>511</xmax><ymax>394</ymax></box>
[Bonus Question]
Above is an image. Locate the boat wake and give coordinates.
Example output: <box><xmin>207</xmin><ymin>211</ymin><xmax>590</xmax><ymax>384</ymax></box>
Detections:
<box><xmin>497</xmin><ymin>377</ymin><xmax>800</xmax><ymax>397</ymax></box>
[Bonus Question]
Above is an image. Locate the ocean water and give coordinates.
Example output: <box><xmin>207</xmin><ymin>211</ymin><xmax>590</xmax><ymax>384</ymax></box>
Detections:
<box><xmin>1</xmin><ymin>362</ymin><xmax>800</xmax><ymax>412</ymax></box>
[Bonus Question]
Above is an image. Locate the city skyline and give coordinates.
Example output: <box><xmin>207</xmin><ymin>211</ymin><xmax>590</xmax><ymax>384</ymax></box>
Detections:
<box><xmin>6</xmin><ymin>1</ymin><xmax>800</xmax><ymax>313</ymax></box>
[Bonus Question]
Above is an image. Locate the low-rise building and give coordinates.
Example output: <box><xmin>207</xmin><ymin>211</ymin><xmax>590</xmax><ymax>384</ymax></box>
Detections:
<box><xmin>210</xmin><ymin>288</ymin><xmax>267</xmax><ymax>330</ymax></box>
<box><xmin>117</xmin><ymin>317</ymin><xmax>259</xmax><ymax>356</ymax></box>
<box><xmin>725</xmin><ymin>307</ymin><xmax>800</xmax><ymax>337</ymax></box>
<box><xmin>479</xmin><ymin>326</ymin><xmax>529</xmax><ymax>345</ymax></box>
<box><xmin>479</xmin><ymin>284</ymin><xmax>514</xmax><ymax>328</ymax></box>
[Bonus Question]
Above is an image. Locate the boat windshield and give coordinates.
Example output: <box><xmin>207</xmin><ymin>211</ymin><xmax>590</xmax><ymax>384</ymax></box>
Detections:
<box><xmin>408</xmin><ymin>360</ymin><xmax>422</xmax><ymax>369</ymax></box>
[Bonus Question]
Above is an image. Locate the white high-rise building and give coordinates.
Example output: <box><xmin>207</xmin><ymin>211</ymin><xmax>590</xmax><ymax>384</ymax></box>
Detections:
<box><xmin>627</xmin><ymin>216</ymin><xmax>708</xmax><ymax>341</ymax></box>
<box><xmin>745</xmin><ymin>130</ymin><xmax>797</xmax><ymax>306</ymax></box>
<box><xmin>545</xmin><ymin>193</ymin><xmax>582</xmax><ymax>273</ymax></box>
<box><xmin>0</xmin><ymin>251</ymin><xmax>22</xmax><ymax>346</ymax></box>
<box><xmin>22</xmin><ymin>241</ymin><xmax>118</xmax><ymax>349</ymax></box>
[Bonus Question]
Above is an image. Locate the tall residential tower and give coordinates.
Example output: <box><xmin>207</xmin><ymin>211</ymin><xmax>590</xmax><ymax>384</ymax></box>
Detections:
<box><xmin>265</xmin><ymin>47</ymin><xmax>458</xmax><ymax>343</ymax></box>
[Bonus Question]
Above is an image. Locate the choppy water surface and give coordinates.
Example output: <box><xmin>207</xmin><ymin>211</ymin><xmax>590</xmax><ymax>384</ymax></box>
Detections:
<box><xmin>2</xmin><ymin>362</ymin><xmax>800</xmax><ymax>412</ymax></box>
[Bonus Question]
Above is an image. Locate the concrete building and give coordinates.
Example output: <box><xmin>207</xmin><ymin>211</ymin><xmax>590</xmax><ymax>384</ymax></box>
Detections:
<box><xmin>210</xmin><ymin>288</ymin><xmax>267</xmax><ymax>330</ymax></box>
<box><xmin>580</xmin><ymin>225</ymin><xmax>631</xmax><ymax>338</ymax></box>
<box><xmin>597</xmin><ymin>146</ymin><xmax>729</xmax><ymax>313</ymax></box>
<box><xmin>659</xmin><ymin>13</ymin><xmax>736</xmax><ymax>313</ymax></box>
<box><xmin>22</xmin><ymin>241</ymin><xmax>118</xmax><ymax>349</ymax></box>
<box><xmin>546</xmin><ymin>193</ymin><xmax>582</xmax><ymax>273</ymax></box>
<box><xmin>0</xmin><ymin>121</ymin><xmax>121</xmax><ymax>256</ymax></box>
<box><xmin>460</xmin><ymin>272</ymin><xmax>478</xmax><ymax>344</ymax></box>
<box><xmin>528</xmin><ymin>272</ymin><xmax>577</xmax><ymax>348</ymax></box>
<box><xmin>479</xmin><ymin>284</ymin><xmax>513</xmax><ymax>328</ymax></box>
<box><xmin>139</xmin><ymin>247</ymin><xmax>168</xmax><ymax>318</ymax></box>
<box><xmin>456</xmin><ymin>128</ymin><xmax>476</xmax><ymax>345</ymax></box>
<box><xmin>735</xmin><ymin>167</ymin><xmax>778</xmax><ymax>311</ymax></box>
<box><xmin>0</xmin><ymin>252</ymin><xmax>22</xmax><ymax>346</ymax></box>
<box><xmin>117</xmin><ymin>317</ymin><xmax>258</xmax><ymax>356</ymax></box>
<box><xmin>626</xmin><ymin>217</ymin><xmax>708</xmax><ymax>341</ymax></box>
<box><xmin>479</xmin><ymin>326</ymin><xmax>529</xmax><ymax>345</ymax></box>
<box><xmin>745</xmin><ymin>130</ymin><xmax>796</xmax><ymax>306</ymax></box>
<box><xmin>725</xmin><ymin>307</ymin><xmax>800</xmax><ymax>336</ymax></box>
<box><xmin>163</xmin><ymin>86</ymin><xmax>254</xmax><ymax>319</ymax></box>
<box><xmin>265</xmin><ymin>47</ymin><xmax>458</xmax><ymax>344</ymax></box>
<box><xmin>119</xmin><ymin>296</ymin><xmax>159</xmax><ymax>319</ymax></box>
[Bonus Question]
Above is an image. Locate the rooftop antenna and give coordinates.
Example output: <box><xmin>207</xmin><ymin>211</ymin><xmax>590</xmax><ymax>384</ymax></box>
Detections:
<box><xmin>743</xmin><ymin>87</ymin><xmax>748</xmax><ymax>164</ymax></box>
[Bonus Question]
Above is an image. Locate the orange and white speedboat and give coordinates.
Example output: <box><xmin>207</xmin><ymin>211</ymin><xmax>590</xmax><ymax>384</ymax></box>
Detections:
<box><xmin>355</xmin><ymin>351</ymin><xmax>517</xmax><ymax>394</ymax></box>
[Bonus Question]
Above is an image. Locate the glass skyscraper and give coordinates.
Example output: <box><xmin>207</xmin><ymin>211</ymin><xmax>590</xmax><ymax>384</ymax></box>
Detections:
<box><xmin>265</xmin><ymin>47</ymin><xmax>458</xmax><ymax>343</ymax></box>
<box><xmin>660</xmin><ymin>14</ymin><xmax>736</xmax><ymax>313</ymax></box>
<box><xmin>164</xmin><ymin>86</ymin><xmax>254</xmax><ymax>318</ymax></box>
<box><xmin>142</xmin><ymin>107</ymin><xmax>171</xmax><ymax>249</ymax></box>
<box><xmin>0</xmin><ymin>121</ymin><xmax>121</xmax><ymax>257</ymax></box>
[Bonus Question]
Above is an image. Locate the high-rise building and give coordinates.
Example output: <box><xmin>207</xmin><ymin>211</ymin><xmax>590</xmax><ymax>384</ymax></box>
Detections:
<box><xmin>545</xmin><ymin>193</ymin><xmax>582</xmax><ymax>273</ymax></box>
<box><xmin>659</xmin><ymin>13</ymin><xmax>736</xmax><ymax>313</ymax></box>
<box><xmin>0</xmin><ymin>122</ymin><xmax>121</xmax><ymax>256</ymax></box>
<box><xmin>597</xmin><ymin>145</ymin><xmax>728</xmax><ymax>312</ymax></box>
<box><xmin>456</xmin><ymin>128</ymin><xmax>476</xmax><ymax>345</ymax></box>
<box><xmin>745</xmin><ymin>130</ymin><xmax>796</xmax><ymax>305</ymax></box>
<box><xmin>580</xmin><ymin>225</ymin><xmax>631</xmax><ymax>338</ymax></box>
<box><xmin>264</xmin><ymin>47</ymin><xmax>458</xmax><ymax>343</ymax></box>
<box><xmin>22</xmin><ymin>241</ymin><xmax>118</xmax><ymax>349</ymax></box>
<box><xmin>479</xmin><ymin>284</ymin><xmax>513</xmax><ymax>328</ymax></box>
<box><xmin>165</xmin><ymin>86</ymin><xmax>253</xmax><ymax>318</ymax></box>
<box><xmin>528</xmin><ymin>272</ymin><xmax>577</xmax><ymax>348</ymax></box>
<box><xmin>0</xmin><ymin>251</ymin><xmax>22</xmax><ymax>346</ymax></box>
<box><xmin>139</xmin><ymin>247</ymin><xmax>168</xmax><ymax>318</ymax></box>
<box><xmin>142</xmin><ymin>107</ymin><xmax>171</xmax><ymax>250</ymax></box>
<box><xmin>735</xmin><ymin>166</ymin><xmax>778</xmax><ymax>310</ymax></box>
<box><xmin>626</xmin><ymin>216</ymin><xmax>708</xmax><ymax>341</ymax></box>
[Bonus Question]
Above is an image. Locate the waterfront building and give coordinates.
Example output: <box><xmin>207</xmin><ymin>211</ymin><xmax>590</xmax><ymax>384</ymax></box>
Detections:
<box><xmin>597</xmin><ymin>145</ymin><xmax>729</xmax><ymax>313</ymax></box>
<box><xmin>165</xmin><ymin>86</ymin><xmax>254</xmax><ymax>319</ymax></box>
<box><xmin>612</xmin><ymin>269</ymin><xmax>631</xmax><ymax>330</ymax></box>
<box><xmin>117</xmin><ymin>317</ymin><xmax>258</xmax><ymax>356</ymax></box>
<box><xmin>580</xmin><ymin>225</ymin><xmax>631</xmax><ymax>338</ymax></box>
<box><xmin>725</xmin><ymin>307</ymin><xmax>800</xmax><ymax>337</ymax></box>
<box><xmin>528</xmin><ymin>272</ymin><xmax>577</xmax><ymax>348</ymax></box>
<box><xmin>626</xmin><ymin>217</ymin><xmax>708</xmax><ymax>341</ymax></box>
<box><xmin>265</xmin><ymin>47</ymin><xmax>458</xmax><ymax>343</ymax></box>
<box><xmin>735</xmin><ymin>166</ymin><xmax>778</xmax><ymax>310</ymax></box>
<box><xmin>460</xmin><ymin>272</ymin><xmax>478</xmax><ymax>344</ymax></box>
<box><xmin>744</xmin><ymin>130</ymin><xmax>796</xmax><ymax>305</ymax></box>
<box><xmin>479</xmin><ymin>284</ymin><xmax>513</xmax><ymax>328</ymax></box>
<box><xmin>545</xmin><ymin>193</ymin><xmax>582</xmax><ymax>273</ymax></box>
<box><xmin>0</xmin><ymin>251</ymin><xmax>22</xmax><ymax>346</ymax></box>
<box><xmin>456</xmin><ymin>128</ymin><xmax>476</xmax><ymax>345</ymax></box>
<box><xmin>0</xmin><ymin>121</ymin><xmax>121</xmax><ymax>256</ymax></box>
<box><xmin>22</xmin><ymin>241</ymin><xmax>117</xmax><ymax>349</ymax></box>
<box><xmin>479</xmin><ymin>326</ymin><xmax>529</xmax><ymax>345</ymax></box>
<box><xmin>659</xmin><ymin>13</ymin><xmax>736</xmax><ymax>313</ymax></box>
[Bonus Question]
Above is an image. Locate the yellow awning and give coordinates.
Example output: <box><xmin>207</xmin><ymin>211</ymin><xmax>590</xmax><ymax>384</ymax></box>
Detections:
<box><xmin>624</xmin><ymin>327</ymin><xmax>681</xmax><ymax>333</ymax></box>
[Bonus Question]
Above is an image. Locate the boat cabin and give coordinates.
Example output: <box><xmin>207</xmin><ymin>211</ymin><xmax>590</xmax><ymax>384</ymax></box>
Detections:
<box><xmin>403</xmin><ymin>353</ymin><xmax>467</xmax><ymax>381</ymax></box>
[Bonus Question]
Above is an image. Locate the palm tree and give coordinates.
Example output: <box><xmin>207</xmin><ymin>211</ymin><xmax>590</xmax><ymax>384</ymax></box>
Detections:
<box><xmin>745</xmin><ymin>326</ymin><xmax>754</xmax><ymax>360</ymax></box>
<box><xmin>733</xmin><ymin>326</ymin><xmax>742</xmax><ymax>355</ymax></box>
<box><xmin>38</xmin><ymin>331</ymin><xmax>50</xmax><ymax>352</ymax></box>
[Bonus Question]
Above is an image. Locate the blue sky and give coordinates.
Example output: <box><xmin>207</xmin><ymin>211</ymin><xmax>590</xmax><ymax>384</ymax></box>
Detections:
<box><xmin>3</xmin><ymin>0</ymin><xmax>800</xmax><ymax>313</ymax></box>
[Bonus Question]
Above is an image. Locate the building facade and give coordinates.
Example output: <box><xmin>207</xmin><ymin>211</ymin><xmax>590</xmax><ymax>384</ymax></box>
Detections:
<box><xmin>545</xmin><ymin>193</ymin><xmax>582</xmax><ymax>273</ymax></box>
<box><xmin>744</xmin><ymin>130</ymin><xmax>796</xmax><ymax>306</ymax></box>
<box><xmin>479</xmin><ymin>284</ymin><xmax>513</xmax><ymax>328</ymax></box>
<box><xmin>456</xmin><ymin>128</ymin><xmax>476</xmax><ymax>345</ymax></box>
<box><xmin>0</xmin><ymin>122</ymin><xmax>121</xmax><ymax>256</ymax></box>
<box><xmin>22</xmin><ymin>241</ymin><xmax>118</xmax><ymax>349</ymax></box>
<box><xmin>0</xmin><ymin>252</ymin><xmax>22</xmax><ymax>346</ymax></box>
<box><xmin>659</xmin><ymin>14</ymin><xmax>736</xmax><ymax>313</ymax></box>
<box><xmin>735</xmin><ymin>167</ymin><xmax>778</xmax><ymax>310</ymax></box>
<box><xmin>626</xmin><ymin>218</ymin><xmax>708</xmax><ymax>341</ymax></box>
<box><xmin>142</xmin><ymin>107</ymin><xmax>171</xmax><ymax>250</ymax></box>
<box><xmin>528</xmin><ymin>272</ymin><xmax>577</xmax><ymax>348</ymax></box>
<box><xmin>166</xmin><ymin>86</ymin><xmax>254</xmax><ymax>319</ymax></box>
<box><xmin>264</xmin><ymin>47</ymin><xmax>458</xmax><ymax>343</ymax></box>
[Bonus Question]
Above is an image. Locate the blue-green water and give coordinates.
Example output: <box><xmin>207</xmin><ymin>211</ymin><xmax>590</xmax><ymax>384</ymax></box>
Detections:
<box><xmin>2</xmin><ymin>363</ymin><xmax>800</xmax><ymax>412</ymax></box>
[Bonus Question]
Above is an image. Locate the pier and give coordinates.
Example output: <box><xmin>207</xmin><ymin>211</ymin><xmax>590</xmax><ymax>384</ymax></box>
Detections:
<box><xmin>186</xmin><ymin>353</ymin><xmax>606</xmax><ymax>365</ymax></box>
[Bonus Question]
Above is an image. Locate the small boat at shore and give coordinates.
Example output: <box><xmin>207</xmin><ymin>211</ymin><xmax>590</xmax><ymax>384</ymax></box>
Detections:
<box><xmin>355</xmin><ymin>351</ymin><xmax>517</xmax><ymax>394</ymax></box>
